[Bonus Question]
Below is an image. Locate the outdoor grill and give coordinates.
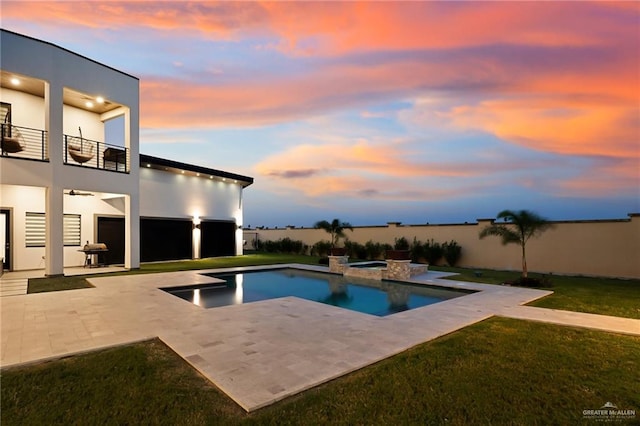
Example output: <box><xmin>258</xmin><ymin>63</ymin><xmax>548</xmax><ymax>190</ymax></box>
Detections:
<box><xmin>79</xmin><ymin>242</ymin><xmax>109</xmax><ymax>268</ymax></box>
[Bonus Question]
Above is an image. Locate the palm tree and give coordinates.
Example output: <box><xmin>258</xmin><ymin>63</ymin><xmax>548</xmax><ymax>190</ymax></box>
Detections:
<box><xmin>314</xmin><ymin>218</ymin><xmax>354</xmax><ymax>248</ymax></box>
<box><xmin>479</xmin><ymin>209</ymin><xmax>554</xmax><ymax>278</ymax></box>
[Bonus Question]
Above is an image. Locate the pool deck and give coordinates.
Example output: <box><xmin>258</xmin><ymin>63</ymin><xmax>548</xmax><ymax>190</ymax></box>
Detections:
<box><xmin>2</xmin><ymin>264</ymin><xmax>639</xmax><ymax>412</ymax></box>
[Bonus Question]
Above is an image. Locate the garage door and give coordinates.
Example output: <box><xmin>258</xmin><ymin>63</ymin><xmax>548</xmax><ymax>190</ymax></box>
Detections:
<box><xmin>140</xmin><ymin>218</ymin><xmax>192</xmax><ymax>262</ymax></box>
<box><xmin>201</xmin><ymin>221</ymin><xmax>236</xmax><ymax>258</ymax></box>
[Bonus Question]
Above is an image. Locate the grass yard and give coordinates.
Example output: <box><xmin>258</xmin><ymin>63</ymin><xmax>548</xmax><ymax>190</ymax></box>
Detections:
<box><xmin>434</xmin><ymin>266</ymin><xmax>640</xmax><ymax>319</ymax></box>
<box><xmin>27</xmin><ymin>275</ymin><xmax>94</xmax><ymax>293</ymax></box>
<box><xmin>2</xmin><ymin>318</ymin><xmax>638</xmax><ymax>425</ymax></box>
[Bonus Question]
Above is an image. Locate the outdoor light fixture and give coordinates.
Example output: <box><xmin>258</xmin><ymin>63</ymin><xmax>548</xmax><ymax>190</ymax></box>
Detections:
<box><xmin>193</xmin><ymin>223</ymin><xmax>201</xmax><ymax>230</ymax></box>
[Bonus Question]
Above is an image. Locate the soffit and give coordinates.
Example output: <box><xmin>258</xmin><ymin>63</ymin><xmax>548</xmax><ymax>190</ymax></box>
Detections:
<box><xmin>1</xmin><ymin>70</ymin><xmax>122</xmax><ymax>114</ymax></box>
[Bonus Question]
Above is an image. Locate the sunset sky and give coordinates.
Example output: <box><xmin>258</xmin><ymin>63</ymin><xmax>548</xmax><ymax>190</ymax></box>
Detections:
<box><xmin>2</xmin><ymin>1</ymin><xmax>639</xmax><ymax>227</ymax></box>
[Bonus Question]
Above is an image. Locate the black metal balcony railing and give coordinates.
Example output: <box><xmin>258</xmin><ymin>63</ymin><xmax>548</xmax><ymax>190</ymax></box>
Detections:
<box><xmin>64</xmin><ymin>134</ymin><xmax>129</xmax><ymax>173</ymax></box>
<box><xmin>0</xmin><ymin>123</ymin><xmax>48</xmax><ymax>161</ymax></box>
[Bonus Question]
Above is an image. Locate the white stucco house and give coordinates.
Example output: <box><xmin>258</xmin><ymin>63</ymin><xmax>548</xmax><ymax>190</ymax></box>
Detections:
<box><xmin>0</xmin><ymin>29</ymin><xmax>253</xmax><ymax>276</ymax></box>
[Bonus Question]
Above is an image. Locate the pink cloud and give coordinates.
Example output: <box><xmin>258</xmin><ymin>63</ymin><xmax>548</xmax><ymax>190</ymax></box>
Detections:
<box><xmin>4</xmin><ymin>1</ymin><xmax>638</xmax><ymax>188</ymax></box>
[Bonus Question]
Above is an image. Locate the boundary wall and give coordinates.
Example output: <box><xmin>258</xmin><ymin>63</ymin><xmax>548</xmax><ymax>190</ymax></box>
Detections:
<box><xmin>243</xmin><ymin>214</ymin><xmax>640</xmax><ymax>279</ymax></box>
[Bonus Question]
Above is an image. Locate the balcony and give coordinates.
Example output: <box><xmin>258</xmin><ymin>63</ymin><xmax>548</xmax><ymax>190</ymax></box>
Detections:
<box><xmin>64</xmin><ymin>134</ymin><xmax>129</xmax><ymax>173</ymax></box>
<box><xmin>1</xmin><ymin>124</ymin><xmax>48</xmax><ymax>161</ymax></box>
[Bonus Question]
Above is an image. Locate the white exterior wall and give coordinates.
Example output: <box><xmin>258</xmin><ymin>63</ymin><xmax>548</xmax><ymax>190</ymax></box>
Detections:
<box><xmin>139</xmin><ymin>167</ymin><xmax>245</xmax><ymax>255</ymax></box>
<box><xmin>0</xmin><ymin>89</ymin><xmax>45</xmax><ymax>129</ymax></box>
<box><xmin>1</xmin><ymin>30</ymin><xmax>140</xmax><ymax>274</ymax></box>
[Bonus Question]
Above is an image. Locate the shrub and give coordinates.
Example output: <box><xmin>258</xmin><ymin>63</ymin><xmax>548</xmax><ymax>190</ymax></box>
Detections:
<box><xmin>311</xmin><ymin>240</ymin><xmax>332</xmax><ymax>257</ymax></box>
<box><xmin>364</xmin><ymin>240</ymin><xmax>382</xmax><ymax>260</ymax></box>
<box><xmin>410</xmin><ymin>237</ymin><xmax>425</xmax><ymax>263</ymax></box>
<box><xmin>394</xmin><ymin>237</ymin><xmax>410</xmax><ymax>250</ymax></box>
<box><xmin>442</xmin><ymin>240</ymin><xmax>462</xmax><ymax>267</ymax></box>
<box><xmin>423</xmin><ymin>239</ymin><xmax>444</xmax><ymax>265</ymax></box>
<box><xmin>344</xmin><ymin>240</ymin><xmax>367</xmax><ymax>260</ymax></box>
<box><xmin>509</xmin><ymin>275</ymin><xmax>553</xmax><ymax>288</ymax></box>
<box><xmin>260</xmin><ymin>238</ymin><xmax>307</xmax><ymax>254</ymax></box>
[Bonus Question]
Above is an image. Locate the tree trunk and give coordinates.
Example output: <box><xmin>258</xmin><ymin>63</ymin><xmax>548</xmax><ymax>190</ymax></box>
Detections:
<box><xmin>521</xmin><ymin>244</ymin><xmax>528</xmax><ymax>278</ymax></box>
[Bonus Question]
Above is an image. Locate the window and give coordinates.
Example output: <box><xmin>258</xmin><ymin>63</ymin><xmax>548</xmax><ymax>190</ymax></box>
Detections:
<box><xmin>63</xmin><ymin>214</ymin><xmax>81</xmax><ymax>246</ymax></box>
<box><xmin>25</xmin><ymin>213</ymin><xmax>81</xmax><ymax>247</ymax></box>
<box><xmin>25</xmin><ymin>213</ymin><xmax>45</xmax><ymax>247</ymax></box>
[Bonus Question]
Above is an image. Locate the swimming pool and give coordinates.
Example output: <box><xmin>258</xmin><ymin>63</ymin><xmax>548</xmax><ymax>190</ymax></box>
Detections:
<box><xmin>163</xmin><ymin>268</ymin><xmax>470</xmax><ymax>317</ymax></box>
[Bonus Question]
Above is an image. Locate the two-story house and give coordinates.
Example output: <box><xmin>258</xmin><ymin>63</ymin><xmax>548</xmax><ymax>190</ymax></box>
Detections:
<box><xmin>0</xmin><ymin>29</ymin><xmax>252</xmax><ymax>276</ymax></box>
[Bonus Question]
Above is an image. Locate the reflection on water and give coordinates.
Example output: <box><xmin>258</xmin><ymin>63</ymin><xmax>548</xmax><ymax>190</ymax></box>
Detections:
<box><xmin>234</xmin><ymin>274</ymin><xmax>243</xmax><ymax>304</ymax></box>
<box><xmin>164</xmin><ymin>268</ymin><xmax>469</xmax><ymax>317</ymax></box>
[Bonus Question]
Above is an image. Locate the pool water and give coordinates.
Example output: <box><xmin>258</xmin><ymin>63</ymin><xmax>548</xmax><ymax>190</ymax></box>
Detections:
<box><xmin>163</xmin><ymin>268</ymin><xmax>469</xmax><ymax>317</ymax></box>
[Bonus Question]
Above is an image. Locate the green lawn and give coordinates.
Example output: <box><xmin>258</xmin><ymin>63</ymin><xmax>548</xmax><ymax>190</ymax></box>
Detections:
<box><xmin>434</xmin><ymin>266</ymin><xmax>640</xmax><ymax>319</ymax></box>
<box><xmin>2</xmin><ymin>318</ymin><xmax>638</xmax><ymax>425</ymax></box>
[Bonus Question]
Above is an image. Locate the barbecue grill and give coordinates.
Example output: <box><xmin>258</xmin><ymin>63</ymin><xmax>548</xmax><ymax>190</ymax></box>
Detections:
<box><xmin>79</xmin><ymin>243</ymin><xmax>109</xmax><ymax>268</ymax></box>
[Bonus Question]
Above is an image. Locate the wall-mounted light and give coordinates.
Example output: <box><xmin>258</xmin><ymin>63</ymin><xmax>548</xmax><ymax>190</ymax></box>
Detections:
<box><xmin>193</xmin><ymin>223</ymin><xmax>201</xmax><ymax>230</ymax></box>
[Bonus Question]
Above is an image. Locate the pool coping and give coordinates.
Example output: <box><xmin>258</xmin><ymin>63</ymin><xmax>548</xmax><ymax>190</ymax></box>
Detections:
<box><xmin>2</xmin><ymin>264</ymin><xmax>638</xmax><ymax>412</ymax></box>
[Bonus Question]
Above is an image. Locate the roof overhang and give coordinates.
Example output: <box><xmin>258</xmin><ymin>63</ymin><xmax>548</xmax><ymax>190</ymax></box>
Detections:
<box><xmin>139</xmin><ymin>154</ymin><xmax>254</xmax><ymax>187</ymax></box>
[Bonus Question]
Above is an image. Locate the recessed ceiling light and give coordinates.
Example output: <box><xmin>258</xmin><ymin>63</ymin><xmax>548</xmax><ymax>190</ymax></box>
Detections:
<box><xmin>10</xmin><ymin>77</ymin><xmax>20</xmax><ymax>86</ymax></box>
<box><xmin>209</xmin><ymin>176</ymin><xmax>213</xmax><ymax>179</ymax></box>
<box><xmin>181</xmin><ymin>170</ymin><xmax>185</xmax><ymax>174</ymax></box>
<box><xmin>196</xmin><ymin>173</ymin><xmax>200</xmax><ymax>177</ymax></box>
<box><xmin>222</xmin><ymin>178</ymin><xmax>226</xmax><ymax>181</ymax></box>
<box><xmin>85</xmin><ymin>101</ymin><xmax>94</xmax><ymax>108</ymax></box>
<box><xmin>146</xmin><ymin>164</ymin><xmax>151</xmax><ymax>168</ymax></box>
<box><xmin>96</xmin><ymin>96</ymin><xmax>105</xmax><ymax>104</ymax></box>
